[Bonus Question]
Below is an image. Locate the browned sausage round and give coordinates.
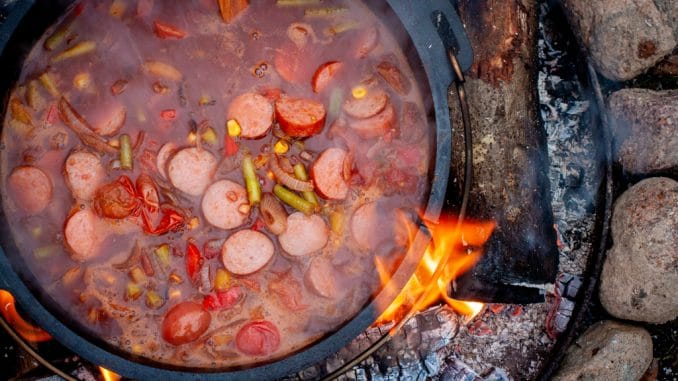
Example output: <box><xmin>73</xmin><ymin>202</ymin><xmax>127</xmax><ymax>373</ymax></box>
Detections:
<box><xmin>222</xmin><ymin>229</ymin><xmax>274</xmax><ymax>275</ymax></box>
<box><xmin>310</xmin><ymin>147</ymin><xmax>349</xmax><ymax>200</ymax></box>
<box><xmin>343</xmin><ymin>89</ymin><xmax>388</xmax><ymax>119</ymax></box>
<box><xmin>304</xmin><ymin>256</ymin><xmax>338</xmax><ymax>298</ymax></box>
<box><xmin>275</xmin><ymin>97</ymin><xmax>326</xmax><ymax>138</ymax></box>
<box><xmin>350</xmin><ymin>202</ymin><xmax>394</xmax><ymax>251</ymax></box>
<box><xmin>64</xmin><ymin>151</ymin><xmax>106</xmax><ymax>201</ymax></box>
<box><xmin>311</xmin><ymin>61</ymin><xmax>343</xmax><ymax>93</ymax></box>
<box><xmin>7</xmin><ymin>166</ymin><xmax>53</xmax><ymax>215</ymax></box>
<box><xmin>278</xmin><ymin>212</ymin><xmax>329</xmax><ymax>257</ymax></box>
<box><xmin>161</xmin><ymin>301</ymin><xmax>211</xmax><ymax>346</ymax></box>
<box><xmin>349</xmin><ymin>103</ymin><xmax>395</xmax><ymax>139</ymax></box>
<box><xmin>91</xmin><ymin>103</ymin><xmax>126</xmax><ymax>136</ymax></box>
<box><xmin>226</xmin><ymin>93</ymin><xmax>274</xmax><ymax>139</ymax></box>
<box><xmin>201</xmin><ymin>180</ymin><xmax>249</xmax><ymax>230</ymax></box>
<box><xmin>355</xmin><ymin>26</ymin><xmax>379</xmax><ymax>58</ymax></box>
<box><xmin>64</xmin><ymin>209</ymin><xmax>103</xmax><ymax>262</ymax></box>
<box><xmin>167</xmin><ymin>147</ymin><xmax>217</xmax><ymax>196</ymax></box>
<box><xmin>156</xmin><ymin>142</ymin><xmax>177</xmax><ymax>179</ymax></box>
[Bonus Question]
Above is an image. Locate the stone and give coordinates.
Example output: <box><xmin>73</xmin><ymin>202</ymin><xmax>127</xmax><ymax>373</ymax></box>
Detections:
<box><xmin>599</xmin><ymin>177</ymin><xmax>678</xmax><ymax>323</ymax></box>
<box><xmin>553</xmin><ymin>320</ymin><xmax>653</xmax><ymax>381</ymax></box>
<box><xmin>608</xmin><ymin>88</ymin><xmax>678</xmax><ymax>175</ymax></box>
<box><xmin>562</xmin><ymin>0</ymin><xmax>676</xmax><ymax>81</ymax></box>
<box><xmin>653</xmin><ymin>0</ymin><xmax>678</xmax><ymax>40</ymax></box>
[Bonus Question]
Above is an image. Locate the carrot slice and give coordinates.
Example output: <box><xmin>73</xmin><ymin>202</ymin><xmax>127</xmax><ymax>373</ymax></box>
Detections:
<box><xmin>153</xmin><ymin>21</ymin><xmax>186</xmax><ymax>39</ymax></box>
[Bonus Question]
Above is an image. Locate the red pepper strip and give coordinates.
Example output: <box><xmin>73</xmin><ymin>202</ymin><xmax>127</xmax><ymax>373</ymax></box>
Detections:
<box><xmin>250</xmin><ymin>218</ymin><xmax>265</xmax><ymax>232</ymax></box>
<box><xmin>224</xmin><ymin>134</ymin><xmax>239</xmax><ymax>157</ymax></box>
<box><xmin>140</xmin><ymin>206</ymin><xmax>184</xmax><ymax>235</ymax></box>
<box><xmin>0</xmin><ymin>290</ymin><xmax>51</xmax><ymax>342</ymax></box>
<box><xmin>185</xmin><ymin>241</ymin><xmax>202</xmax><ymax>283</ymax></box>
<box><xmin>202</xmin><ymin>286</ymin><xmax>242</xmax><ymax>311</ymax></box>
<box><xmin>160</xmin><ymin>109</ymin><xmax>177</xmax><ymax>121</ymax></box>
<box><xmin>153</xmin><ymin>21</ymin><xmax>187</xmax><ymax>39</ymax></box>
<box><xmin>44</xmin><ymin>104</ymin><xmax>58</xmax><ymax>126</ymax></box>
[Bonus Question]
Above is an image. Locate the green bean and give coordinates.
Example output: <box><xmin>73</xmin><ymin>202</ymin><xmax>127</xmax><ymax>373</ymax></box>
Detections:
<box><xmin>273</xmin><ymin>184</ymin><xmax>316</xmax><ymax>215</ymax></box>
<box><xmin>242</xmin><ymin>155</ymin><xmax>261</xmax><ymax>205</ymax></box>
<box><xmin>293</xmin><ymin>163</ymin><xmax>318</xmax><ymax>206</ymax></box>
<box><xmin>119</xmin><ymin>134</ymin><xmax>133</xmax><ymax>170</ymax></box>
<box><xmin>304</xmin><ymin>7</ymin><xmax>347</xmax><ymax>17</ymax></box>
<box><xmin>328</xmin><ymin>88</ymin><xmax>343</xmax><ymax>121</ymax></box>
<box><xmin>276</xmin><ymin>0</ymin><xmax>321</xmax><ymax>6</ymax></box>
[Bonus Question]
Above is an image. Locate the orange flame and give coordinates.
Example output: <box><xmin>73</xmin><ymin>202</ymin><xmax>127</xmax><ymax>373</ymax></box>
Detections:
<box><xmin>0</xmin><ymin>290</ymin><xmax>51</xmax><ymax>342</ymax></box>
<box><xmin>374</xmin><ymin>214</ymin><xmax>495</xmax><ymax>324</ymax></box>
<box><xmin>99</xmin><ymin>367</ymin><xmax>121</xmax><ymax>381</ymax></box>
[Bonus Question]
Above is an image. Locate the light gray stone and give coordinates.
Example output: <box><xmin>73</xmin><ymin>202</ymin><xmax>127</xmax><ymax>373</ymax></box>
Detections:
<box><xmin>562</xmin><ymin>0</ymin><xmax>676</xmax><ymax>81</ymax></box>
<box><xmin>608</xmin><ymin>88</ymin><xmax>678</xmax><ymax>175</ymax></box>
<box><xmin>554</xmin><ymin>320</ymin><xmax>653</xmax><ymax>381</ymax></box>
<box><xmin>599</xmin><ymin>177</ymin><xmax>678</xmax><ymax>323</ymax></box>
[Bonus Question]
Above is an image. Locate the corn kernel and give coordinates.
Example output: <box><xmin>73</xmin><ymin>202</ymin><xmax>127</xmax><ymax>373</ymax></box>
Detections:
<box><xmin>351</xmin><ymin>85</ymin><xmax>367</xmax><ymax>99</ymax></box>
<box><xmin>187</xmin><ymin>217</ymin><xmax>200</xmax><ymax>230</ymax></box>
<box><xmin>199</xmin><ymin>95</ymin><xmax>211</xmax><ymax>106</ymax></box>
<box><xmin>109</xmin><ymin>0</ymin><xmax>127</xmax><ymax>18</ymax></box>
<box><xmin>274</xmin><ymin>140</ymin><xmax>289</xmax><ymax>154</ymax></box>
<box><xmin>266</xmin><ymin>170</ymin><xmax>275</xmax><ymax>180</ymax></box>
<box><xmin>187</xmin><ymin>131</ymin><xmax>197</xmax><ymax>144</ymax></box>
<box><xmin>109</xmin><ymin>139</ymin><xmax>120</xmax><ymax>148</ymax></box>
<box><xmin>73</xmin><ymin>72</ymin><xmax>91</xmax><ymax>90</ymax></box>
<box><xmin>201</xmin><ymin>127</ymin><xmax>218</xmax><ymax>145</ymax></box>
<box><xmin>168</xmin><ymin>288</ymin><xmax>182</xmax><ymax>300</ymax></box>
<box><xmin>227</xmin><ymin>119</ymin><xmax>241</xmax><ymax>137</ymax></box>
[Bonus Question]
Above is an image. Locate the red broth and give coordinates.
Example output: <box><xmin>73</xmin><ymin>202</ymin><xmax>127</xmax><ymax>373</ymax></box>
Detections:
<box><xmin>0</xmin><ymin>0</ymin><xmax>431</xmax><ymax>368</ymax></box>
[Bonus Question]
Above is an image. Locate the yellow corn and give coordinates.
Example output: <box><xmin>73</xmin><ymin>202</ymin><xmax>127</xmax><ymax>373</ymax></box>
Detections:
<box><xmin>73</xmin><ymin>72</ymin><xmax>91</xmax><ymax>90</ymax></box>
<box><xmin>352</xmin><ymin>85</ymin><xmax>367</xmax><ymax>99</ymax></box>
<box><xmin>227</xmin><ymin>119</ymin><xmax>241</xmax><ymax>137</ymax></box>
<box><xmin>199</xmin><ymin>95</ymin><xmax>211</xmax><ymax>106</ymax></box>
<box><xmin>201</xmin><ymin>127</ymin><xmax>218</xmax><ymax>145</ymax></box>
<box><xmin>213</xmin><ymin>268</ymin><xmax>231</xmax><ymax>291</ymax></box>
<box><xmin>187</xmin><ymin>217</ymin><xmax>200</xmax><ymax>230</ymax></box>
<box><xmin>187</xmin><ymin>131</ymin><xmax>198</xmax><ymax>144</ymax></box>
<box><xmin>274</xmin><ymin>140</ymin><xmax>289</xmax><ymax>154</ymax></box>
<box><xmin>109</xmin><ymin>0</ymin><xmax>127</xmax><ymax>18</ymax></box>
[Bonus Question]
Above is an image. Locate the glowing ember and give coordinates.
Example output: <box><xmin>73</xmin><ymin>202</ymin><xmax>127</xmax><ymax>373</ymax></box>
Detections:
<box><xmin>374</xmin><ymin>214</ymin><xmax>495</xmax><ymax>325</ymax></box>
<box><xmin>0</xmin><ymin>290</ymin><xmax>51</xmax><ymax>342</ymax></box>
<box><xmin>99</xmin><ymin>366</ymin><xmax>121</xmax><ymax>381</ymax></box>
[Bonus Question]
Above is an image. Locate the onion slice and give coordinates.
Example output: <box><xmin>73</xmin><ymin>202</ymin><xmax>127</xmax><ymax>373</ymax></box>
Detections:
<box><xmin>270</xmin><ymin>155</ymin><xmax>313</xmax><ymax>192</ymax></box>
<box><xmin>260</xmin><ymin>193</ymin><xmax>288</xmax><ymax>235</ymax></box>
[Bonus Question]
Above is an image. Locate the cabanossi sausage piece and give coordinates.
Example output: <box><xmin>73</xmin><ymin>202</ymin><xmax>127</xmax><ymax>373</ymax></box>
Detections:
<box><xmin>278</xmin><ymin>212</ymin><xmax>328</xmax><ymax>257</ymax></box>
<box><xmin>310</xmin><ymin>147</ymin><xmax>349</xmax><ymax>200</ymax></box>
<box><xmin>64</xmin><ymin>208</ymin><xmax>103</xmax><ymax>262</ymax></box>
<box><xmin>349</xmin><ymin>102</ymin><xmax>396</xmax><ymax>139</ymax></box>
<box><xmin>64</xmin><ymin>151</ymin><xmax>106</xmax><ymax>201</ymax></box>
<box><xmin>167</xmin><ymin>147</ymin><xmax>217</xmax><ymax>196</ymax></box>
<box><xmin>156</xmin><ymin>142</ymin><xmax>177</xmax><ymax>179</ymax></box>
<box><xmin>222</xmin><ymin>229</ymin><xmax>274</xmax><ymax>275</ymax></box>
<box><xmin>304</xmin><ymin>256</ymin><xmax>338</xmax><ymax>298</ymax></box>
<box><xmin>342</xmin><ymin>89</ymin><xmax>388</xmax><ymax>119</ymax></box>
<box><xmin>226</xmin><ymin>92</ymin><xmax>274</xmax><ymax>139</ymax></box>
<box><xmin>7</xmin><ymin>165</ymin><xmax>53</xmax><ymax>215</ymax></box>
<box><xmin>201</xmin><ymin>179</ymin><xmax>249</xmax><ymax>230</ymax></box>
<box><xmin>275</xmin><ymin>97</ymin><xmax>326</xmax><ymax>138</ymax></box>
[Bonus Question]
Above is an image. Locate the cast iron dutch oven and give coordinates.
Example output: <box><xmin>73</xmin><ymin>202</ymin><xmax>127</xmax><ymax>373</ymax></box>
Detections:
<box><xmin>0</xmin><ymin>1</ymin><xmax>472</xmax><ymax>379</ymax></box>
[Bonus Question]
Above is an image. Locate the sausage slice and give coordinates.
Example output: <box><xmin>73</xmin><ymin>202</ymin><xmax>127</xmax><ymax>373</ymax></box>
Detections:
<box><xmin>222</xmin><ymin>229</ymin><xmax>274</xmax><ymax>275</ymax></box>
<box><xmin>167</xmin><ymin>147</ymin><xmax>217</xmax><ymax>196</ymax></box>
<box><xmin>305</xmin><ymin>256</ymin><xmax>338</xmax><ymax>299</ymax></box>
<box><xmin>227</xmin><ymin>93</ymin><xmax>273</xmax><ymax>139</ymax></box>
<box><xmin>275</xmin><ymin>97</ymin><xmax>326</xmax><ymax>138</ymax></box>
<box><xmin>278</xmin><ymin>212</ymin><xmax>329</xmax><ymax>257</ymax></box>
<box><xmin>64</xmin><ymin>209</ymin><xmax>102</xmax><ymax>262</ymax></box>
<box><xmin>349</xmin><ymin>103</ymin><xmax>396</xmax><ymax>139</ymax></box>
<box><xmin>343</xmin><ymin>89</ymin><xmax>388</xmax><ymax>119</ymax></box>
<box><xmin>311</xmin><ymin>61</ymin><xmax>343</xmax><ymax>93</ymax></box>
<box><xmin>91</xmin><ymin>103</ymin><xmax>126</xmax><ymax>136</ymax></box>
<box><xmin>64</xmin><ymin>151</ymin><xmax>106</xmax><ymax>201</ymax></box>
<box><xmin>7</xmin><ymin>166</ymin><xmax>52</xmax><ymax>215</ymax></box>
<box><xmin>156</xmin><ymin>142</ymin><xmax>177</xmax><ymax>179</ymax></box>
<box><xmin>310</xmin><ymin>147</ymin><xmax>349</xmax><ymax>200</ymax></box>
<box><xmin>350</xmin><ymin>202</ymin><xmax>394</xmax><ymax>251</ymax></box>
<box><xmin>201</xmin><ymin>180</ymin><xmax>249</xmax><ymax>230</ymax></box>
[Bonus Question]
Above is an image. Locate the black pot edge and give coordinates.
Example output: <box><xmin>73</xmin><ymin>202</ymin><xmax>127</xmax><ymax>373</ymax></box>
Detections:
<box><xmin>0</xmin><ymin>0</ymin><xmax>472</xmax><ymax>379</ymax></box>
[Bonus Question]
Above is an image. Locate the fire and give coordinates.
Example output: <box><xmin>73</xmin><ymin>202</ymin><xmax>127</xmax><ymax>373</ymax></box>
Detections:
<box><xmin>0</xmin><ymin>290</ymin><xmax>51</xmax><ymax>342</ymax></box>
<box><xmin>99</xmin><ymin>367</ymin><xmax>121</xmax><ymax>381</ymax></box>
<box><xmin>374</xmin><ymin>214</ymin><xmax>495</xmax><ymax>324</ymax></box>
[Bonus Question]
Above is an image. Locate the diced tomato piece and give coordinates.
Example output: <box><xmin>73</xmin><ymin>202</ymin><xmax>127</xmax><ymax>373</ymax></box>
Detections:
<box><xmin>202</xmin><ymin>286</ymin><xmax>242</xmax><ymax>311</ymax></box>
<box><xmin>224</xmin><ymin>135</ymin><xmax>239</xmax><ymax>157</ymax></box>
<box><xmin>160</xmin><ymin>109</ymin><xmax>177</xmax><ymax>120</ymax></box>
<box><xmin>185</xmin><ymin>241</ymin><xmax>202</xmax><ymax>282</ymax></box>
<box><xmin>153</xmin><ymin>21</ymin><xmax>187</xmax><ymax>39</ymax></box>
<box><xmin>202</xmin><ymin>293</ymin><xmax>221</xmax><ymax>311</ymax></box>
<box><xmin>250</xmin><ymin>218</ymin><xmax>265</xmax><ymax>232</ymax></box>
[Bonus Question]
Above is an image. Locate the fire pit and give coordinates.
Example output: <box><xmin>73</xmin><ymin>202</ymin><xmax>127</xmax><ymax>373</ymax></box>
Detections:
<box><xmin>0</xmin><ymin>1</ymin><xmax>676</xmax><ymax>380</ymax></box>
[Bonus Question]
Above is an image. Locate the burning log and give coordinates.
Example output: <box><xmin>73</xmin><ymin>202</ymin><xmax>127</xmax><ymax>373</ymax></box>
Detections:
<box><xmin>448</xmin><ymin>0</ymin><xmax>558</xmax><ymax>303</ymax></box>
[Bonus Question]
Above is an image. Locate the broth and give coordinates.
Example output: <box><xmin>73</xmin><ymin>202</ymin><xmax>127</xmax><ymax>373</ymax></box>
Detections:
<box><xmin>0</xmin><ymin>0</ymin><xmax>431</xmax><ymax>368</ymax></box>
